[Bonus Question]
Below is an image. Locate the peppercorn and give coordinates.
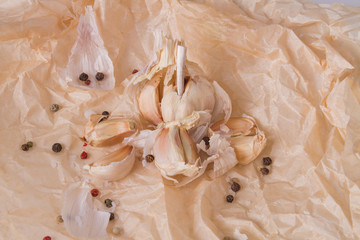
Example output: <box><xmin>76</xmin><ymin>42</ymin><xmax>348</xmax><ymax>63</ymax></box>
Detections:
<box><xmin>79</xmin><ymin>72</ymin><xmax>88</xmax><ymax>81</ymax></box>
<box><xmin>260</xmin><ymin>167</ymin><xmax>269</xmax><ymax>175</ymax></box>
<box><xmin>43</xmin><ymin>236</ymin><xmax>51</xmax><ymax>240</ymax></box>
<box><xmin>104</xmin><ymin>199</ymin><xmax>113</xmax><ymax>208</ymax></box>
<box><xmin>112</xmin><ymin>227</ymin><xmax>121</xmax><ymax>235</ymax></box>
<box><xmin>50</xmin><ymin>104</ymin><xmax>60</xmax><ymax>112</ymax></box>
<box><xmin>96</xmin><ymin>72</ymin><xmax>105</xmax><ymax>81</ymax></box>
<box><xmin>231</xmin><ymin>181</ymin><xmax>241</xmax><ymax>192</ymax></box>
<box><xmin>132</xmin><ymin>69</ymin><xmax>139</xmax><ymax>74</ymax></box>
<box><xmin>57</xmin><ymin>215</ymin><xmax>64</xmax><ymax>223</ymax></box>
<box><xmin>21</xmin><ymin>144</ymin><xmax>29</xmax><ymax>151</ymax></box>
<box><xmin>85</xmin><ymin>80</ymin><xmax>91</xmax><ymax>85</ymax></box>
<box><xmin>83</xmin><ymin>142</ymin><xmax>88</xmax><ymax>147</ymax></box>
<box><xmin>52</xmin><ymin>143</ymin><xmax>62</xmax><ymax>153</ymax></box>
<box><xmin>203</xmin><ymin>136</ymin><xmax>210</xmax><ymax>146</ymax></box>
<box><xmin>102</xmin><ymin>111</ymin><xmax>110</xmax><ymax>116</ymax></box>
<box><xmin>145</xmin><ymin>154</ymin><xmax>154</xmax><ymax>163</ymax></box>
<box><xmin>226</xmin><ymin>195</ymin><xmax>234</xmax><ymax>203</ymax></box>
<box><xmin>26</xmin><ymin>141</ymin><xmax>33</xmax><ymax>148</ymax></box>
<box><xmin>263</xmin><ymin>157</ymin><xmax>272</xmax><ymax>166</ymax></box>
<box><xmin>109</xmin><ymin>212</ymin><xmax>115</xmax><ymax>221</ymax></box>
<box><xmin>80</xmin><ymin>151</ymin><xmax>88</xmax><ymax>159</ymax></box>
<box><xmin>91</xmin><ymin>188</ymin><xmax>99</xmax><ymax>197</ymax></box>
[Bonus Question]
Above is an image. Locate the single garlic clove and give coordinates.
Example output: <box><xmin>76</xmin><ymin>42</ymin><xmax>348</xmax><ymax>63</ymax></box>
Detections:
<box><xmin>179</xmin><ymin>127</ymin><xmax>199</xmax><ymax>165</ymax></box>
<box><xmin>84</xmin><ymin>115</ymin><xmax>136</xmax><ymax>147</ymax></box>
<box><xmin>211</xmin><ymin>117</ymin><xmax>266</xmax><ymax>165</ymax></box>
<box><xmin>161</xmin><ymin>75</ymin><xmax>216</xmax><ymax>122</ymax></box>
<box><xmin>138</xmin><ymin>72</ymin><xmax>163</xmax><ymax>125</ymax></box>
<box><xmin>89</xmin><ymin>145</ymin><xmax>135</xmax><ymax>181</ymax></box>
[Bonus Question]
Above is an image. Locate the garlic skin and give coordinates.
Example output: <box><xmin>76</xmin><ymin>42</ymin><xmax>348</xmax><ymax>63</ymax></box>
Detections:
<box><xmin>89</xmin><ymin>145</ymin><xmax>135</xmax><ymax>181</ymax></box>
<box><xmin>161</xmin><ymin>76</ymin><xmax>216</xmax><ymax>122</ymax></box>
<box><xmin>153</xmin><ymin>126</ymin><xmax>200</xmax><ymax>178</ymax></box>
<box><xmin>84</xmin><ymin>115</ymin><xmax>136</xmax><ymax>147</ymax></box>
<box><xmin>211</xmin><ymin>117</ymin><xmax>266</xmax><ymax>165</ymax></box>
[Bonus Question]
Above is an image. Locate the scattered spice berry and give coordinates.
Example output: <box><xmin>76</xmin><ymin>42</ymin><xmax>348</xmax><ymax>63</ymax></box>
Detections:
<box><xmin>79</xmin><ymin>72</ymin><xmax>88</xmax><ymax>81</ymax></box>
<box><xmin>231</xmin><ymin>181</ymin><xmax>241</xmax><ymax>192</ymax></box>
<box><xmin>132</xmin><ymin>69</ymin><xmax>139</xmax><ymax>74</ymax></box>
<box><xmin>21</xmin><ymin>144</ymin><xmax>29</xmax><ymax>151</ymax></box>
<box><xmin>85</xmin><ymin>79</ymin><xmax>91</xmax><ymax>85</ymax></box>
<box><xmin>263</xmin><ymin>157</ymin><xmax>272</xmax><ymax>166</ymax></box>
<box><xmin>260</xmin><ymin>167</ymin><xmax>270</xmax><ymax>175</ymax></box>
<box><xmin>104</xmin><ymin>199</ymin><xmax>113</xmax><ymax>208</ymax></box>
<box><xmin>43</xmin><ymin>236</ymin><xmax>51</xmax><ymax>240</ymax></box>
<box><xmin>109</xmin><ymin>212</ymin><xmax>115</xmax><ymax>221</ymax></box>
<box><xmin>91</xmin><ymin>188</ymin><xmax>99</xmax><ymax>197</ymax></box>
<box><xmin>226</xmin><ymin>195</ymin><xmax>234</xmax><ymax>203</ymax></box>
<box><xmin>112</xmin><ymin>227</ymin><xmax>121</xmax><ymax>235</ymax></box>
<box><xmin>52</xmin><ymin>143</ymin><xmax>62</xmax><ymax>153</ymax></box>
<box><xmin>50</xmin><ymin>104</ymin><xmax>60</xmax><ymax>112</ymax></box>
<box><xmin>202</xmin><ymin>136</ymin><xmax>210</xmax><ymax>146</ymax></box>
<box><xmin>102</xmin><ymin>111</ymin><xmax>110</xmax><ymax>116</ymax></box>
<box><xmin>96</xmin><ymin>72</ymin><xmax>105</xmax><ymax>81</ymax></box>
<box><xmin>145</xmin><ymin>154</ymin><xmax>154</xmax><ymax>163</ymax></box>
<box><xmin>26</xmin><ymin>141</ymin><xmax>33</xmax><ymax>148</ymax></box>
<box><xmin>57</xmin><ymin>215</ymin><xmax>64</xmax><ymax>223</ymax></box>
<box><xmin>83</xmin><ymin>142</ymin><xmax>88</xmax><ymax>147</ymax></box>
<box><xmin>80</xmin><ymin>151</ymin><xmax>88</xmax><ymax>159</ymax></box>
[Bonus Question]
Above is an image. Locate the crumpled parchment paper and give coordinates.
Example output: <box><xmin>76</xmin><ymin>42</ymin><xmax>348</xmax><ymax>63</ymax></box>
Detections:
<box><xmin>0</xmin><ymin>0</ymin><xmax>360</xmax><ymax>239</ymax></box>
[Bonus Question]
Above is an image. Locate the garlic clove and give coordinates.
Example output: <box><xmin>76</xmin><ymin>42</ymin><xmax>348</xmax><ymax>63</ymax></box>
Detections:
<box><xmin>89</xmin><ymin>145</ymin><xmax>135</xmax><ymax>181</ymax></box>
<box><xmin>84</xmin><ymin>115</ymin><xmax>136</xmax><ymax>147</ymax></box>
<box><xmin>138</xmin><ymin>72</ymin><xmax>163</xmax><ymax>125</ymax></box>
<box><xmin>179</xmin><ymin>127</ymin><xmax>199</xmax><ymax>165</ymax></box>
<box><xmin>211</xmin><ymin>117</ymin><xmax>257</xmax><ymax>136</ymax></box>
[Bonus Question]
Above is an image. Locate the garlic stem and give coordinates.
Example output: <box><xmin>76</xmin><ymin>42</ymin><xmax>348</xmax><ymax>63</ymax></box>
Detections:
<box><xmin>176</xmin><ymin>45</ymin><xmax>186</xmax><ymax>96</ymax></box>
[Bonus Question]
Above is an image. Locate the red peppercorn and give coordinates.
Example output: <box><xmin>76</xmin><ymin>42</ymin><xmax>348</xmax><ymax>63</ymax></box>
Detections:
<box><xmin>90</xmin><ymin>188</ymin><xmax>99</xmax><ymax>197</ymax></box>
<box><xmin>80</xmin><ymin>151</ymin><xmax>88</xmax><ymax>159</ymax></box>
<box><xmin>83</xmin><ymin>142</ymin><xmax>87</xmax><ymax>147</ymax></box>
<box><xmin>43</xmin><ymin>236</ymin><xmax>51</xmax><ymax>240</ymax></box>
<box><xmin>85</xmin><ymin>80</ymin><xmax>91</xmax><ymax>85</ymax></box>
<box><xmin>132</xmin><ymin>69</ymin><xmax>139</xmax><ymax>74</ymax></box>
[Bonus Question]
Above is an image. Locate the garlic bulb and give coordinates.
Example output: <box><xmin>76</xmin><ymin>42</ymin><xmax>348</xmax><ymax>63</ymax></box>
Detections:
<box><xmin>211</xmin><ymin>116</ymin><xmax>266</xmax><ymax>165</ymax></box>
<box><xmin>61</xmin><ymin>182</ymin><xmax>109</xmax><ymax>239</ymax></box>
<box><xmin>84</xmin><ymin>114</ymin><xmax>136</xmax><ymax>147</ymax></box>
<box><xmin>153</xmin><ymin>126</ymin><xmax>200</xmax><ymax>179</ymax></box>
<box><xmin>65</xmin><ymin>6</ymin><xmax>115</xmax><ymax>90</ymax></box>
<box><xmin>89</xmin><ymin>145</ymin><xmax>135</xmax><ymax>181</ymax></box>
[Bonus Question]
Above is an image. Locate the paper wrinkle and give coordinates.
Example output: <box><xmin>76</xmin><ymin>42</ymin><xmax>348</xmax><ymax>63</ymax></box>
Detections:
<box><xmin>1</xmin><ymin>0</ymin><xmax>360</xmax><ymax>239</ymax></box>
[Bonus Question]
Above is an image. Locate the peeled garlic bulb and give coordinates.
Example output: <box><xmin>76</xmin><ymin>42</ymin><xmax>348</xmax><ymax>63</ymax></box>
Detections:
<box><xmin>84</xmin><ymin>115</ymin><xmax>136</xmax><ymax>147</ymax></box>
<box><xmin>138</xmin><ymin>72</ymin><xmax>163</xmax><ymax>125</ymax></box>
<box><xmin>211</xmin><ymin>117</ymin><xmax>266</xmax><ymax>165</ymax></box>
<box><xmin>153</xmin><ymin>126</ymin><xmax>200</xmax><ymax>178</ymax></box>
<box><xmin>161</xmin><ymin>75</ymin><xmax>216</xmax><ymax>122</ymax></box>
<box><xmin>89</xmin><ymin>145</ymin><xmax>135</xmax><ymax>181</ymax></box>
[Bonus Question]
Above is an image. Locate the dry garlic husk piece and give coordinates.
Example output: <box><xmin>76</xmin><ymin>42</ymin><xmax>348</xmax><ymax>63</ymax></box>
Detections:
<box><xmin>65</xmin><ymin>6</ymin><xmax>115</xmax><ymax>90</ymax></box>
<box><xmin>211</xmin><ymin>117</ymin><xmax>266</xmax><ymax>165</ymax></box>
<box><xmin>62</xmin><ymin>182</ymin><xmax>109</xmax><ymax>239</ymax></box>
<box><xmin>89</xmin><ymin>145</ymin><xmax>135</xmax><ymax>181</ymax></box>
<box><xmin>84</xmin><ymin>114</ymin><xmax>136</xmax><ymax>147</ymax></box>
<box><xmin>153</xmin><ymin>126</ymin><xmax>200</xmax><ymax>179</ymax></box>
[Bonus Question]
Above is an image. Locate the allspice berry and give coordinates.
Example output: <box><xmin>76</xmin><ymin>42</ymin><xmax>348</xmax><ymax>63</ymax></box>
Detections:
<box><xmin>52</xmin><ymin>143</ymin><xmax>62</xmax><ymax>152</ymax></box>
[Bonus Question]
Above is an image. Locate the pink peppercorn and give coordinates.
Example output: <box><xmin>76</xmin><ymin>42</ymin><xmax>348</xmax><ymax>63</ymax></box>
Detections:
<box><xmin>80</xmin><ymin>151</ymin><xmax>88</xmax><ymax>159</ymax></box>
<box><xmin>83</xmin><ymin>142</ymin><xmax>87</xmax><ymax>147</ymax></box>
<box><xmin>85</xmin><ymin>80</ymin><xmax>91</xmax><ymax>85</ymax></box>
<box><xmin>132</xmin><ymin>69</ymin><xmax>139</xmax><ymax>74</ymax></box>
<box><xmin>91</xmin><ymin>189</ymin><xmax>99</xmax><ymax>197</ymax></box>
<box><xmin>43</xmin><ymin>236</ymin><xmax>51</xmax><ymax>240</ymax></box>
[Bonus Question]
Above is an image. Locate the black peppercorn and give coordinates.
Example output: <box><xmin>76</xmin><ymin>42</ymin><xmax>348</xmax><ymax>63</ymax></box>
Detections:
<box><xmin>50</xmin><ymin>104</ymin><xmax>60</xmax><ymax>112</ymax></box>
<box><xmin>202</xmin><ymin>136</ymin><xmax>210</xmax><ymax>146</ymax></box>
<box><xmin>226</xmin><ymin>195</ymin><xmax>234</xmax><ymax>203</ymax></box>
<box><xmin>260</xmin><ymin>167</ymin><xmax>269</xmax><ymax>175</ymax></box>
<box><xmin>109</xmin><ymin>212</ymin><xmax>115</xmax><ymax>221</ymax></box>
<box><xmin>104</xmin><ymin>199</ymin><xmax>113</xmax><ymax>208</ymax></box>
<box><xmin>52</xmin><ymin>143</ymin><xmax>62</xmax><ymax>153</ymax></box>
<box><xmin>21</xmin><ymin>144</ymin><xmax>29</xmax><ymax>151</ymax></box>
<box><xmin>96</xmin><ymin>72</ymin><xmax>105</xmax><ymax>81</ymax></box>
<box><xmin>231</xmin><ymin>181</ymin><xmax>241</xmax><ymax>192</ymax></box>
<box><xmin>145</xmin><ymin>154</ymin><xmax>155</xmax><ymax>163</ymax></box>
<box><xmin>102</xmin><ymin>111</ymin><xmax>110</xmax><ymax>116</ymax></box>
<box><xmin>79</xmin><ymin>73</ymin><xmax>88</xmax><ymax>81</ymax></box>
<box><xmin>26</xmin><ymin>141</ymin><xmax>33</xmax><ymax>148</ymax></box>
<box><xmin>263</xmin><ymin>157</ymin><xmax>272</xmax><ymax>166</ymax></box>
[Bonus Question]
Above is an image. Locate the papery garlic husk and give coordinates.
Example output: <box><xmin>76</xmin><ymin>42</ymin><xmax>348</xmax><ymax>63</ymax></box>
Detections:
<box><xmin>161</xmin><ymin>75</ymin><xmax>216</xmax><ymax>122</ymax></box>
<box><xmin>138</xmin><ymin>71</ymin><xmax>164</xmax><ymax>125</ymax></box>
<box><xmin>62</xmin><ymin>182</ymin><xmax>109</xmax><ymax>239</ymax></box>
<box><xmin>153</xmin><ymin>126</ymin><xmax>200</xmax><ymax>179</ymax></box>
<box><xmin>84</xmin><ymin>114</ymin><xmax>136</xmax><ymax>147</ymax></box>
<box><xmin>211</xmin><ymin>117</ymin><xmax>266</xmax><ymax>165</ymax></box>
<box><xmin>89</xmin><ymin>145</ymin><xmax>135</xmax><ymax>181</ymax></box>
<box><xmin>65</xmin><ymin>6</ymin><xmax>115</xmax><ymax>90</ymax></box>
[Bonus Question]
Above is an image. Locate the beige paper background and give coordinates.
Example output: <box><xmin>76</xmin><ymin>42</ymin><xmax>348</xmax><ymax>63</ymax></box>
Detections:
<box><xmin>1</xmin><ymin>0</ymin><xmax>360</xmax><ymax>239</ymax></box>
